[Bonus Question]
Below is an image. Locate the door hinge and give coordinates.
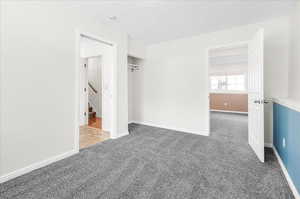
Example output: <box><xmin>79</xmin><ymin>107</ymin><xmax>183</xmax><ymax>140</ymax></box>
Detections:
<box><xmin>84</xmin><ymin>88</ymin><xmax>87</xmax><ymax>92</ymax></box>
<box><xmin>84</xmin><ymin>64</ymin><xmax>87</xmax><ymax>68</ymax></box>
<box><xmin>84</xmin><ymin>112</ymin><xmax>86</xmax><ymax>116</ymax></box>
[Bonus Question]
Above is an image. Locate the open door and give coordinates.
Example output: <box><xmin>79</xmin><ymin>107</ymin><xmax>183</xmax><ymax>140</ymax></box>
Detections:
<box><xmin>248</xmin><ymin>29</ymin><xmax>265</xmax><ymax>162</ymax></box>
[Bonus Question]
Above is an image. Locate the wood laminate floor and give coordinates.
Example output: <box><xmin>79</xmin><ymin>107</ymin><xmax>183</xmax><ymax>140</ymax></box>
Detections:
<box><xmin>88</xmin><ymin>117</ymin><xmax>102</xmax><ymax>129</ymax></box>
<box><xmin>80</xmin><ymin>117</ymin><xmax>109</xmax><ymax>149</ymax></box>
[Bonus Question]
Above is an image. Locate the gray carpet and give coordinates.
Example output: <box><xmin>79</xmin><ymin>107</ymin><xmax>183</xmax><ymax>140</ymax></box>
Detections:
<box><xmin>0</xmin><ymin>112</ymin><xmax>294</xmax><ymax>199</ymax></box>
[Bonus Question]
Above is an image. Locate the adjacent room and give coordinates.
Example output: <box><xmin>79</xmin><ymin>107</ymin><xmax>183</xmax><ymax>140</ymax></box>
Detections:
<box><xmin>209</xmin><ymin>44</ymin><xmax>249</xmax><ymax>145</ymax></box>
<box><xmin>1</xmin><ymin>1</ymin><xmax>300</xmax><ymax>199</ymax></box>
<box><xmin>79</xmin><ymin>35</ymin><xmax>113</xmax><ymax>149</ymax></box>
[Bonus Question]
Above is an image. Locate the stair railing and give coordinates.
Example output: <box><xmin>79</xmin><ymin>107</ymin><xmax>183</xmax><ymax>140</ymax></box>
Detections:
<box><xmin>88</xmin><ymin>82</ymin><xmax>98</xmax><ymax>94</ymax></box>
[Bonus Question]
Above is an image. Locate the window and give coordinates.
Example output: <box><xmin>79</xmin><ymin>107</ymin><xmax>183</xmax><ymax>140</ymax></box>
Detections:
<box><xmin>210</xmin><ymin>76</ymin><xmax>226</xmax><ymax>90</ymax></box>
<box><xmin>210</xmin><ymin>74</ymin><xmax>246</xmax><ymax>92</ymax></box>
<box><xmin>227</xmin><ymin>75</ymin><xmax>245</xmax><ymax>91</ymax></box>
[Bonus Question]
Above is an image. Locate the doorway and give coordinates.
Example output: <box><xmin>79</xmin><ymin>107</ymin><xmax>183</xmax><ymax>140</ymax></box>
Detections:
<box><xmin>208</xmin><ymin>43</ymin><xmax>249</xmax><ymax>145</ymax></box>
<box><xmin>208</xmin><ymin>30</ymin><xmax>265</xmax><ymax>162</ymax></box>
<box><xmin>78</xmin><ymin>34</ymin><xmax>114</xmax><ymax>149</ymax></box>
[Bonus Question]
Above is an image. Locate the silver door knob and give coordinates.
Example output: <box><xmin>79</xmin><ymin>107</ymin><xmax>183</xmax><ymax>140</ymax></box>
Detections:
<box><xmin>254</xmin><ymin>100</ymin><xmax>261</xmax><ymax>104</ymax></box>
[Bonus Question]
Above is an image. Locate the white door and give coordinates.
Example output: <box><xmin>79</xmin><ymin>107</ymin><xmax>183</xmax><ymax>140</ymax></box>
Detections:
<box><xmin>79</xmin><ymin>58</ymin><xmax>88</xmax><ymax>126</ymax></box>
<box><xmin>248</xmin><ymin>29</ymin><xmax>265</xmax><ymax>162</ymax></box>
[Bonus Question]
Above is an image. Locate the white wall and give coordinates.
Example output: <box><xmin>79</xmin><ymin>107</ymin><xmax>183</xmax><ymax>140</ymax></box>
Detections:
<box><xmin>0</xmin><ymin>2</ymin><xmax>129</xmax><ymax>179</ymax></box>
<box><xmin>289</xmin><ymin>2</ymin><xmax>300</xmax><ymax>100</ymax></box>
<box><xmin>0</xmin><ymin>1</ymin><xmax>3</xmax><ymax>176</ymax></box>
<box><xmin>128</xmin><ymin>67</ymin><xmax>134</xmax><ymax>122</ymax></box>
<box><xmin>131</xmin><ymin>17</ymin><xmax>291</xmax><ymax>142</ymax></box>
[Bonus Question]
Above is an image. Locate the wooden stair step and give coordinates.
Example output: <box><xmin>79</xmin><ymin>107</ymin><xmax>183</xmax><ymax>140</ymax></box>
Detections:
<box><xmin>89</xmin><ymin>111</ymin><xmax>96</xmax><ymax>119</ymax></box>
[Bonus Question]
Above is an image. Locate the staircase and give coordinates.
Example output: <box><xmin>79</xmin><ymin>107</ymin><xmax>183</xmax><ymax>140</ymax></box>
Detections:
<box><xmin>88</xmin><ymin>82</ymin><xmax>99</xmax><ymax>121</ymax></box>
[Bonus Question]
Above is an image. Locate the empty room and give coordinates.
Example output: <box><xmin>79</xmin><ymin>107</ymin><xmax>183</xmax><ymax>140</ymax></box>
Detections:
<box><xmin>1</xmin><ymin>1</ymin><xmax>300</xmax><ymax>199</ymax></box>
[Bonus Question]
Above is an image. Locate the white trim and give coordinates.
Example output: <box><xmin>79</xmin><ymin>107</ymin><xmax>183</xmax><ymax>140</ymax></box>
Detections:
<box><xmin>0</xmin><ymin>150</ymin><xmax>78</xmax><ymax>184</ymax></box>
<box><xmin>74</xmin><ymin>30</ymin><xmax>81</xmax><ymax>154</ymax></box>
<box><xmin>131</xmin><ymin>121</ymin><xmax>209</xmax><ymax>136</ymax></box>
<box><xmin>206</xmin><ymin>47</ymin><xmax>211</xmax><ymax>136</ymax></box>
<box><xmin>264</xmin><ymin>143</ymin><xmax>273</xmax><ymax>148</ymax></box>
<box><xmin>273</xmin><ymin>98</ymin><xmax>300</xmax><ymax>113</ymax></box>
<box><xmin>210</xmin><ymin>109</ymin><xmax>248</xmax><ymax>115</ymax></box>
<box><xmin>80</xmin><ymin>34</ymin><xmax>113</xmax><ymax>46</ymax></box>
<box><xmin>128</xmin><ymin>120</ymin><xmax>140</xmax><ymax>124</ymax></box>
<box><xmin>207</xmin><ymin>41</ymin><xmax>249</xmax><ymax>52</ymax></box>
<box><xmin>111</xmin><ymin>131</ymin><xmax>129</xmax><ymax>139</ymax></box>
<box><xmin>273</xmin><ymin>147</ymin><xmax>300</xmax><ymax>199</ymax></box>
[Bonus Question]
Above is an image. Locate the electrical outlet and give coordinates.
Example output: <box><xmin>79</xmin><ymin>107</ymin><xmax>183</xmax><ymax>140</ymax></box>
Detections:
<box><xmin>283</xmin><ymin>138</ymin><xmax>286</xmax><ymax>148</ymax></box>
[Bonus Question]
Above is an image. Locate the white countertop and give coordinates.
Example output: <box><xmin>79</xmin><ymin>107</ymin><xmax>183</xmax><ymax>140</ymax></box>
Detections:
<box><xmin>273</xmin><ymin>98</ymin><xmax>300</xmax><ymax>113</ymax></box>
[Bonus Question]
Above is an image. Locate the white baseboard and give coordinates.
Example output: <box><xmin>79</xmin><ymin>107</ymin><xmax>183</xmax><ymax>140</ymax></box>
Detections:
<box><xmin>273</xmin><ymin>147</ymin><xmax>300</xmax><ymax>199</ymax></box>
<box><xmin>111</xmin><ymin>131</ymin><xmax>129</xmax><ymax>139</ymax></box>
<box><xmin>130</xmin><ymin>121</ymin><xmax>209</xmax><ymax>136</ymax></box>
<box><xmin>210</xmin><ymin>109</ymin><xmax>248</xmax><ymax>115</ymax></box>
<box><xmin>264</xmin><ymin>143</ymin><xmax>273</xmax><ymax>148</ymax></box>
<box><xmin>0</xmin><ymin>149</ymin><xmax>78</xmax><ymax>184</ymax></box>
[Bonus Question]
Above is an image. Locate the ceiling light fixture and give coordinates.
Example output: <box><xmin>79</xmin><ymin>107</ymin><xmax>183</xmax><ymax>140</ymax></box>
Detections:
<box><xmin>108</xmin><ymin>16</ymin><xmax>118</xmax><ymax>21</ymax></box>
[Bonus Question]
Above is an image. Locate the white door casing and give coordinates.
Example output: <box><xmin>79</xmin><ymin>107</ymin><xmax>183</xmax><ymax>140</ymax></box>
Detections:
<box><xmin>101</xmin><ymin>46</ymin><xmax>114</xmax><ymax>132</ymax></box>
<box><xmin>79</xmin><ymin>58</ymin><xmax>88</xmax><ymax>126</ymax></box>
<box><xmin>248</xmin><ymin>29</ymin><xmax>265</xmax><ymax>162</ymax></box>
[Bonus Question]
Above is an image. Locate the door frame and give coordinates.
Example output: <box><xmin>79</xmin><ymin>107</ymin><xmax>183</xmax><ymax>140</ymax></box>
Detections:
<box><xmin>206</xmin><ymin>41</ymin><xmax>250</xmax><ymax>136</ymax></box>
<box><xmin>80</xmin><ymin>57</ymin><xmax>89</xmax><ymax>126</ymax></box>
<box><xmin>75</xmin><ymin>30</ymin><xmax>118</xmax><ymax>152</ymax></box>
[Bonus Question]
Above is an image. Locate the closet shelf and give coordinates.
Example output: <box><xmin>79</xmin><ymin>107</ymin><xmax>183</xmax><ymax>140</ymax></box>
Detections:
<box><xmin>128</xmin><ymin>55</ymin><xmax>143</xmax><ymax>72</ymax></box>
<box><xmin>128</xmin><ymin>63</ymin><xmax>141</xmax><ymax>67</ymax></box>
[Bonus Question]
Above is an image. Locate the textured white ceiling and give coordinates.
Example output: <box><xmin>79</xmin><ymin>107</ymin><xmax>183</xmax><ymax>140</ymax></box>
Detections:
<box><xmin>6</xmin><ymin>0</ymin><xmax>296</xmax><ymax>44</ymax></box>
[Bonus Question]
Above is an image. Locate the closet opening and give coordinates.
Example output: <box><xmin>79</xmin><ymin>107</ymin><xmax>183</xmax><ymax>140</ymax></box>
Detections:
<box><xmin>127</xmin><ymin>55</ymin><xmax>143</xmax><ymax>130</ymax></box>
